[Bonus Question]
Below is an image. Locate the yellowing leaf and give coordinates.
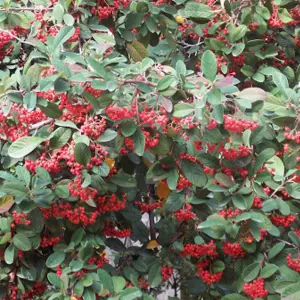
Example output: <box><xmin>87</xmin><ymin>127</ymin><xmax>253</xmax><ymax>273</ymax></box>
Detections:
<box><xmin>0</xmin><ymin>195</ymin><xmax>14</xmax><ymax>213</ymax></box>
<box><xmin>157</xmin><ymin>181</ymin><xmax>171</xmax><ymax>199</ymax></box>
<box><xmin>175</xmin><ymin>16</ymin><xmax>185</xmax><ymax>24</ymax></box>
<box><xmin>104</xmin><ymin>158</ymin><xmax>115</xmax><ymax>170</ymax></box>
<box><xmin>147</xmin><ymin>240</ymin><xmax>159</xmax><ymax>249</ymax></box>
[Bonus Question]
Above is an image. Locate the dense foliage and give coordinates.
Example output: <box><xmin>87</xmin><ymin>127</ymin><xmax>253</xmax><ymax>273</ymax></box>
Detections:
<box><xmin>0</xmin><ymin>0</ymin><xmax>299</xmax><ymax>299</ymax></box>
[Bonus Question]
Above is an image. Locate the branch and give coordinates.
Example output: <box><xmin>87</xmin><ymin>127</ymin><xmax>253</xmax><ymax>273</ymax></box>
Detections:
<box><xmin>0</xmin><ymin>6</ymin><xmax>53</xmax><ymax>11</ymax></box>
<box><xmin>120</xmin><ymin>79</ymin><xmax>157</xmax><ymax>87</ymax></box>
<box><xmin>148</xmin><ymin>185</ymin><xmax>157</xmax><ymax>241</ymax></box>
<box><xmin>29</xmin><ymin>119</ymin><xmax>53</xmax><ymax>130</ymax></box>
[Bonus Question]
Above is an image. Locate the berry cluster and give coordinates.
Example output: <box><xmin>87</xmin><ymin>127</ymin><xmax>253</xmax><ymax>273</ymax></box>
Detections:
<box><xmin>11</xmin><ymin>211</ymin><xmax>31</xmax><ymax>228</ymax></box>
<box><xmin>97</xmin><ymin>193</ymin><xmax>126</xmax><ymax>214</ymax></box>
<box><xmin>222</xmin><ymin>242</ymin><xmax>246</xmax><ymax>258</ymax></box>
<box><xmin>176</xmin><ymin>177</ymin><xmax>192</xmax><ymax>190</ymax></box>
<box><xmin>221</xmin><ymin>145</ymin><xmax>251</xmax><ymax>160</ymax></box>
<box><xmin>243</xmin><ymin>277</ymin><xmax>268</xmax><ymax>299</ymax></box>
<box><xmin>196</xmin><ymin>259</ymin><xmax>223</xmax><ymax>285</ymax></box>
<box><xmin>134</xmin><ymin>201</ymin><xmax>162</xmax><ymax>213</ymax></box>
<box><xmin>41</xmin><ymin>203</ymin><xmax>98</xmax><ymax>226</ymax></box>
<box><xmin>103</xmin><ymin>222</ymin><xmax>131</xmax><ymax>237</ymax></box>
<box><xmin>218</xmin><ymin>208</ymin><xmax>241</xmax><ymax>218</ymax></box>
<box><xmin>286</xmin><ymin>254</ymin><xmax>300</xmax><ymax>272</ymax></box>
<box><xmin>270</xmin><ymin>215</ymin><xmax>296</xmax><ymax>228</ymax></box>
<box><xmin>181</xmin><ymin>241</ymin><xmax>218</xmax><ymax>258</ymax></box>
<box><xmin>224</xmin><ymin>115</ymin><xmax>259</xmax><ymax>132</ymax></box>
<box><xmin>161</xmin><ymin>266</ymin><xmax>173</xmax><ymax>281</ymax></box>
<box><xmin>106</xmin><ymin>105</ymin><xmax>137</xmax><ymax>120</ymax></box>
<box><xmin>174</xmin><ymin>204</ymin><xmax>196</xmax><ymax>222</ymax></box>
<box><xmin>252</xmin><ymin>196</ymin><xmax>263</xmax><ymax>209</ymax></box>
<box><xmin>40</xmin><ymin>235</ymin><xmax>62</xmax><ymax>248</ymax></box>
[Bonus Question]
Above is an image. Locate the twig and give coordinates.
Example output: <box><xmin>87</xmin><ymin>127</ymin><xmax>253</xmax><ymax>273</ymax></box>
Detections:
<box><xmin>0</xmin><ymin>29</ymin><xmax>36</xmax><ymax>47</ymax></box>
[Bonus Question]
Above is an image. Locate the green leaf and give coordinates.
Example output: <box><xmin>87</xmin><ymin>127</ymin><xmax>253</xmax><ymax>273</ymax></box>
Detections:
<box><xmin>212</xmin><ymin>260</ymin><xmax>225</xmax><ymax>273</ymax></box>
<box><xmin>222</xmin><ymin>294</ymin><xmax>247</xmax><ymax>300</ymax></box>
<box><xmin>252</xmin><ymin>148</ymin><xmax>276</xmax><ymax>175</ymax></box>
<box><xmin>260</xmin><ymin>264</ymin><xmax>278</xmax><ymax>279</ymax></box>
<box><xmin>17</xmin><ymin>266</ymin><xmax>37</xmax><ymax>281</ymax></box>
<box><xmin>16</xmin><ymin>166</ymin><xmax>31</xmax><ymax>186</ymax></box>
<box><xmin>242</xmin><ymin>262</ymin><xmax>260</xmax><ymax>282</ymax></box>
<box><xmin>132</xmin><ymin>127</ymin><xmax>145</xmax><ymax>156</ymax></box>
<box><xmin>51</xmin><ymin>26</ymin><xmax>75</xmax><ymax>54</ymax></box>
<box><xmin>38</xmin><ymin>99</ymin><xmax>62</xmax><ymax>118</ymax></box>
<box><xmin>46</xmin><ymin>252</ymin><xmax>66</xmax><ymax>268</ymax></box>
<box><xmin>173</xmin><ymin>103</ymin><xmax>194</xmax><ymax>117</ymax></box>
<box><xmin>165</xmin><ymin>192</ymin><xmax>185</xmax><ymax>212</ymax></box>
<box><xmin>54</xmin><ymin>78</ymin><xmax>70</xmax><ymax>93</ymax></box>
<box><xmin>112</xmin><ymin>276</ymin><xmax>126</xmax><ymax>293</ymax></box>
<box><xmin>8</xmin><ymin>136</ymin><xmax>45</xmax><ymax>158</ymax></box>
<box><xmin>286</xmin><ymin>183</ymin><xmax>300</xmax><ymax>199</ymax></box>
<box><xmin>238</xmin><ymin>87</ymin><xmax>268</xmax><ymax>102</ymax></box>
<box><xmin>266</xmin><ymin>156</ymin><xmax>284</xmax><ymax>177</ymax></box>
<box><xmin>157</xmin><ymin>76</ymin><xmax>175</xmax><ymax>91</ymax></box>
<box><xmin>120</xmin><ymin>287</ymin><xmax>142</xmax><ymax>300</ymax></box>
<box><xmin>47</xmin><ymin>273</ymin><xmax>61</xmax><ymax>288</ymax></box>
<box><xmin>201</xmin><ymin>50</ymin><xmax>217</xmax><ymax>81</ymax></box>
<box><xmin>98</xmin><ymin>269</ymin><xmax>114</xmax><ymax>293</ymax></box>
<box><xmin>13</xmin><ymin>233</ymin><xmax>32</xmax><ymax>251</ymax></box>
<box><xmin>215</xmin><ymin>173</ymin><xmax>234</xmax><ymax>187</ymax></box>
<box><xmin>4</xmin><ymin>243</ymin><xmax>16</xmax><ymax>264</ymax></box>
<box><xmin>23</xmin><ymin>92</ymin><xmax>37</xmax><ymax>111</ymax></box>
<box><xmin>288</xmin><ymin>231</ymin><xmax>300</xmax><ymax>247</ymax></box>
<box><xmin>121</xmin><ymin>122</ymin><xmax>137</xmax><ymax>137</ymax></box>
<box><xmin>229</xmin><ymin>24</ymin><xmax>248</xmax><ymax>42</ymax></box>
<box><xmin>198</xmin><ymin>215</ymin><xmax>228</xmax><ymax>229</ymax></box>
<box><xmin>232</xmin><ymin>195</ymin><xmax>252</xmax><ymax>210</ymax></box>
<box><xmin>148</xmin><ymin>263</ymin><xmax>163</xmax><ymax>287</ymax></box>
<box><xmin>111</xmin><ymin>172</ymin><xmax>137</xmax><ymax>188</ymax></box>
<box><xmin>55</xmin><ymin>120</ymin><xmax>78</xmax><ymax>130</ymax></box>
<box><xmin>63</xmin><ymin>14</ymin><xmax>75</xmax><ymax>26</ymax></box>
<box><xmin>74</xmin><ymin>142</ymin><xmax>91</xmax><ymax>166</ymax></box>
<box><xmin>126</xmin><ymin>41</ymin><xmax>148</xmax><ymax>62</ymax></box>
<box><xmin>50</xmin><ymin>127</ymin><xmax>72</xmax><ymax>149</ymax></box>
<box><xmin>98</xmin><ymin>129</ymin><xmax>118</xmax><ymax>142</ymax></box>
<box><xmin>181</xmin><ymin>159</ymin><xmax>207</xmax><ymax>187</ymax></box>
<box><xmin>184</xmin><ymin>2</ymin><xmax>214</xmax><ymax>19</ymax></box>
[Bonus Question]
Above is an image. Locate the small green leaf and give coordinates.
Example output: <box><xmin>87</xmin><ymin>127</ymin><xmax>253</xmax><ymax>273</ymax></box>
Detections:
<box><xmin>157</xmin><ymin>76</ymin><xmax>175</xmax><ymax>91</ymax></box>
<box><xmin>165</xmin><ymin>192</ymin><xmax>185</xmax><ymax>212</ymax></box>
<box><xmin>242</xmin><ymin>262</ymin><xmax>260</xmax><ymax>282</ymax></box>
<box><xmin>13</xmin><ymin>233</ymin><xmax>32</xmax><ymax>251</ymax></box>
<box><xmin>132</xmin><ymin>127</ymin><xmax>145</xmax><ymax>156</ymax></box>
<box><xmin>173</xmin><ymin>102</ymin><xmax>194</xmax><ymax>117</ymax></box>
<box><xmin>46</xmin><ymin>252</ymin><xmax>66</xmax><ymax>268</ymax></box>
<box><xmin>201</xmin><ymin>50</ymin><xmax>217</xmax><ymax>81</ymax></box>
<box><xmin>74</xmin><ymin>143</ymin><xmax>91</xmax><ymax>166</ymax></box>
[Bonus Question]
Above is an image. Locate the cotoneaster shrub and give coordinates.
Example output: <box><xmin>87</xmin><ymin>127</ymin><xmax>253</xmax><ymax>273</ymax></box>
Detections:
<box><xmin>0</xmin><ymin>0</ymin><xmax>299</xmax><ymax>299</ymax></box>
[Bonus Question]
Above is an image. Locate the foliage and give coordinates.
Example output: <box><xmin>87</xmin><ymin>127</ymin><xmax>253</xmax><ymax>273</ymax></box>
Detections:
<box><xmin>0</xmin><ymin>0</ymin><xmax>299</xmax><ymax>299</ymax></box>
